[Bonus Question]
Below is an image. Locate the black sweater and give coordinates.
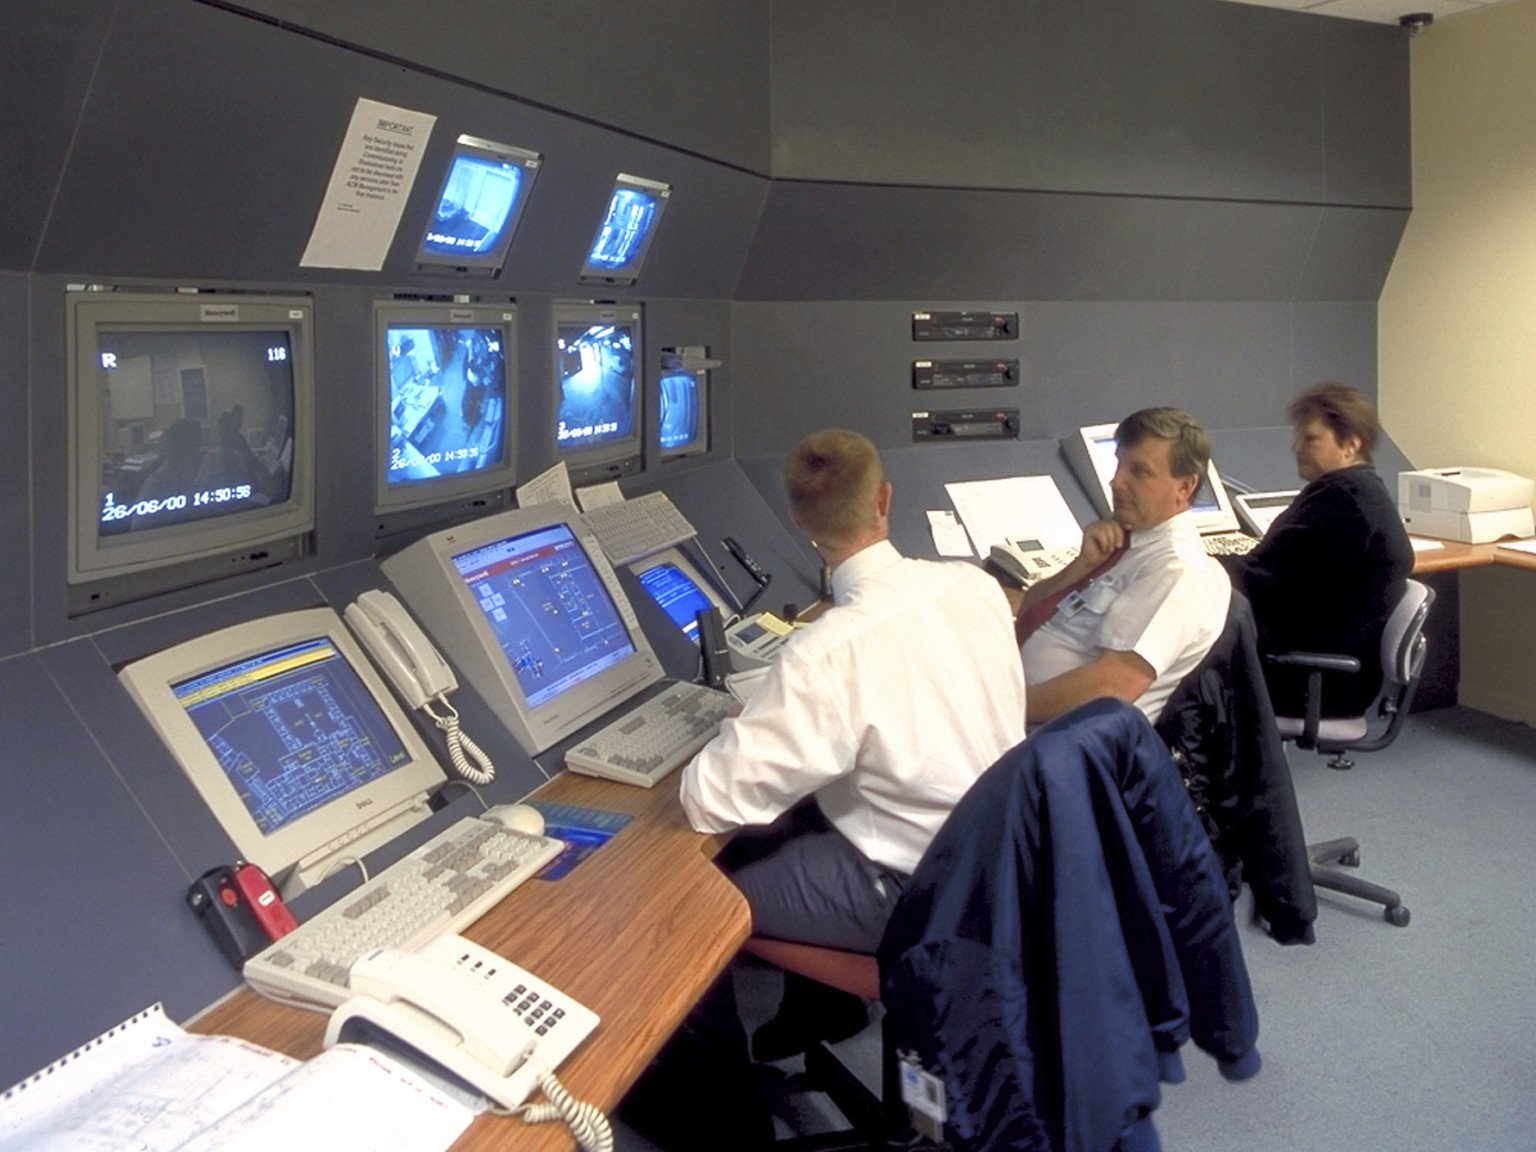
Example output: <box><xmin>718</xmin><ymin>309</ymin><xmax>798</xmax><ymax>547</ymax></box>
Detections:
<box><xmin>1232</xmin><ymin>465</ymin><xmax>1413</xmax><ymax>717</ymax></box>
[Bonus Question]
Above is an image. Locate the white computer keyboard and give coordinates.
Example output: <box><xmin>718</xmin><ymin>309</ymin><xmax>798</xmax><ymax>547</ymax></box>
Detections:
<box><xmin>1203</xmin><ymin>532</ymin><xmax>1259</xmax><ymax>557</ymax></box>
<box><xmin>565</xmin><ymin>681</ymin><xmax>734</xmax><ymax>788</ymax></box>
<box><xmin>243</xmin><ymin>815</ymin><xmax>564</xmax><ymax>1010</ymax></box>
<box><xmin>581</xmin><ymin>491</ymin><xmax>698</xmax><ymax>565</ymax></box>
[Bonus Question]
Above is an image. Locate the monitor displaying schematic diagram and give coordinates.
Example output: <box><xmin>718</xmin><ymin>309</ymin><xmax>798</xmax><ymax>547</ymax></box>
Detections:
<box><xmin>118</xmin><ymin>608</ymin><xmax>445</xmax><ymax>894</ymax></box>
<box><xmin>382</xmin><ymin>503</ymin><xmax>664</xmax><ymax>755</ymax></box>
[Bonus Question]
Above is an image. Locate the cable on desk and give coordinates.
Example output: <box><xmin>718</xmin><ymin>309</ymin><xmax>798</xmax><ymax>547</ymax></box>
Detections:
<box><xmin>516</xmin><ymin>1057</ymin><xmax>613</xmax><ymax>1152</ymax></box>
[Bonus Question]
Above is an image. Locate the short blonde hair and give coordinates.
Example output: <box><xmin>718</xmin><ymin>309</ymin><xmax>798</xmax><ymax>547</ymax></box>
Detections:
<box><xmin>783</xmin><ymin>429</ymin><xmax>884</xmax><ymax>544</ymax></box>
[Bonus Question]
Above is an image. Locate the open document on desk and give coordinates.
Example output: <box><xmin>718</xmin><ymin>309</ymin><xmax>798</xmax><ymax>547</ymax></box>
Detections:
<box><xmin>0</xmin><ymin>1004</ymin><xmax>477</xmax><ymax>1152</ymax></box>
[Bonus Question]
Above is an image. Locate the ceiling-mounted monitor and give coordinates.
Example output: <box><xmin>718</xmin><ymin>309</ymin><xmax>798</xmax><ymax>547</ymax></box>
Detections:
<box><xmin>374</xmin><ymin>299</ymin><xmax>518</xmax><ymax>517</ymax></box>
<box><xmin>67</xmin><ymin>290</ymin><xmax>315</xmax><ymax>614</ymax></box>
<box><xmin>119</xmin><ymin>607</ymin><xmax>445</xmax><ymax>895</ymax></box>
<box><xmin>1063</xmin><ymin>421</ymin><xmax>1241</xmax><ymax>536</ymax></box>
<box><xmin>413</xmin><ymin>136</ymin><xmax>541</xmax><ymax>277</ymax></box>
<box><xmin>578</xmin><ymin>173</ymin><xmax>671</xmax><ymax>286</ymax></box>
<box><xmin>553</xmin><ymin>301</ymin><xmax>643</xmax><ymax>483</ymax></box>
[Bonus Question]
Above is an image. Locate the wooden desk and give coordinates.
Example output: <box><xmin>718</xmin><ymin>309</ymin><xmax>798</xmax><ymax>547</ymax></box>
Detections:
<box><xmin>191</xmin><ymin>772</ymin><xmax>750</xmax><ymax>1152</ymax></box>
<box><xmin>1409</xmin><ymin>536</ymin><xmax>1536</xmax><ymax>574</ymax></box>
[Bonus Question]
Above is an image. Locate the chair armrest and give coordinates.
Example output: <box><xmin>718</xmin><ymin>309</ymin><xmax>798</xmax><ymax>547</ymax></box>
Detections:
<box><xmin>1266</xmin><ymin>651</ymin><xmax>1361</xmax><ymax>674</ymax></box>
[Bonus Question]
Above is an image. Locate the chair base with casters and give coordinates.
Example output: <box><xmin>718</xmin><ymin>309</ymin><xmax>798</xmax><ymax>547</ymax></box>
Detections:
<box><xmin>1270</xmin><ymin>578</ymin><xmax>1434</xmax><ymax>929</ymax></box>
<box><xmin>739</xmin><ymin>937</ymin><xmax>928</xmax><ymax>1152</ymax></box>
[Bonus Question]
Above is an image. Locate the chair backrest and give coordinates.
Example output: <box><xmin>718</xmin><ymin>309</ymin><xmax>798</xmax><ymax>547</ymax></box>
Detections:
<box><xmin>1348</xmin><ymin>578</ymin><xmax>1435</xmax><ymax>753</ymax></box>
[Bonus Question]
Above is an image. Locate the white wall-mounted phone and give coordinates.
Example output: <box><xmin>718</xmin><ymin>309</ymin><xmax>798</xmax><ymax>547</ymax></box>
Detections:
<box><xmin>346</xmin><ymin>589</ymin><xmax>496</xmax><ymax>784</ymax></box>
<box><xmin>326</xmin><ymin>933</ymin><xmax>609</xmax><ymax>1150</ymax></box>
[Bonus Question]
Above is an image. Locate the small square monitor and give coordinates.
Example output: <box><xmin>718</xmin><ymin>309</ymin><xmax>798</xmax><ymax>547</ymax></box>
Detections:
<box><xmin>413</xmin><ymin>136</ymin><xmax>541</xmax><ymax>277</ymax></box>
<box><xmin>578</xmin><ymin>173</ymin><xmax>671</xmax><ymax>286</ymax></box>
<box><xmin>374</xmin><ymin>300</ymin><xmax>518</xmax><ymax>515</ymax></box>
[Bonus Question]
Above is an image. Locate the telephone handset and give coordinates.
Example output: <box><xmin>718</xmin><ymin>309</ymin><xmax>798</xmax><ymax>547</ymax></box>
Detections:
<box><xmin>326</xmin><ymin>933</ymin><xmax>609</xmax><ymax>1150</ymax></box>
<box><xmin>345</xmin><ymin>589</ymin><xmax>496</xmax><ymax>785</ymax></box>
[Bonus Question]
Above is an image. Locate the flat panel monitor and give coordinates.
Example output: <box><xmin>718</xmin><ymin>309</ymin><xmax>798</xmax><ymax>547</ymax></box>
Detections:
<box><xmin>554</xmin><ymin>302</ymin><xmax>643</xmax><ymax>482</ymax></box>
<box><xmin>67</xmin><ymin>291</ymin><xmax>316</xmax><ymax>612</ymax></box>
<box><xmin>374</xmin><ymin>300</ymin><xmax>518</xmax><ymax>514</ymax></box>
<box><xmin>631</xmin><ymin>547</ymin><xmax>730</xmax><ymax>642</ymax></box>
<box><xmin>118</xmin><ymin>607</ymin><xmax>445</xmax><ymax>895</ymax></box>
<box><xmin>1064</xmin><ymin>421</ymin><xmax>1241</xmax><ymax>535</ymax></box>
<box><xmin>413</xmin><ymin>135</ymin><xmax>541</xmax><ymax>277</ymax></box>
<box><xmin>578</xmin><ymin>173</ymin><xmax>671</xmax><ymax>286</ymax></box>
<box><xmin>381</xmin><ymin>503</ymin><xmax>664</xmax><ymax>756</ymax></box>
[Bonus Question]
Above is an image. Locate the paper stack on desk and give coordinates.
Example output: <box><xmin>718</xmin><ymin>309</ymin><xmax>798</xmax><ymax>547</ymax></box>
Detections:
<box><xmin>0</xmin><ymin>1004</ymin><xmax>477</xmax><ymax>1152</ymax></box>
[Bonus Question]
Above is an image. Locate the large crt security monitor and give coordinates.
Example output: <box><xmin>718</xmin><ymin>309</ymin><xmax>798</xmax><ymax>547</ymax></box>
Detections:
<box><xmin>375</xmin><ymin>300</ymin><xmax>518</xmax><ymax>515</ymax></box>
<box><xmin>1064</xmin><ymin>421</ymin><xmax>1241</xmax><ymax>535</ymax></box>
<box><xmin>553</xmin><ymin>302</ymin><xmax>643</xmax><ymax>482</ymax></box>
<box><xmin>118</xmin><ymin>608</ymin><xmax>445</xmax><ymax>895</ymax></box>
<box><xmin>413</xmin><ymin>135</ymin><xmax>541</xmax><ymax>277</ymax></box>
<box><xmin>67</xmin><ymin>291</ymin><xmax>315</xmax><ymax>613</ymax></box>
<box><xmin>381</xmin><ymin>503</ymin><xmax>664</xmax><ymax>756</ymax></box>
<box><xmin>578</xmin><ymin>173</ymin><xmax>671</xmax><ymax>286</ymax></box>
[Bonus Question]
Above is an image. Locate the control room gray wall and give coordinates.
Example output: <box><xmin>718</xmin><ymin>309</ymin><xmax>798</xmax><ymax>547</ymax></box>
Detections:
<box><xmin>730</xmin><ymin>0</ymin><xmax>1408</xmax><ymax>456</ymax></box>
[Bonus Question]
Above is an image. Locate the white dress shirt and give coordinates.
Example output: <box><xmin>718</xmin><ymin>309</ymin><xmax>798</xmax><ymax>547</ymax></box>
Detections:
<box><xmin>1020</xmin><ymin>511</ymin><xmax>1231</xmax><ymax>722</ymax></box>
<box><xmin>679</xmin><ymin>539</ymin><xmax>1027</xmax><ymax>876</ymax></box>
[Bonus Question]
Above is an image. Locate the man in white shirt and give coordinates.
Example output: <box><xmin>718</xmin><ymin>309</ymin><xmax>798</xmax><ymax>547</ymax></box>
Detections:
<box><xmin>1016</xmin><ymin>407</ymin><xmax>1231</xmax><ymax>725</ymax></box>
<box><xmin>678</xmin><ymin>428</ymin><xmax>1027</xmax><ymax>1058</ymax></box>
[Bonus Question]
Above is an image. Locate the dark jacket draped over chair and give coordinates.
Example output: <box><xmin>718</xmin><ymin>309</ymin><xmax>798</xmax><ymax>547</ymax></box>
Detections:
<box><xmin>878</xmin><ymin>699</ymin><xmax>1260</xmax><ymax>1152</ymax></box>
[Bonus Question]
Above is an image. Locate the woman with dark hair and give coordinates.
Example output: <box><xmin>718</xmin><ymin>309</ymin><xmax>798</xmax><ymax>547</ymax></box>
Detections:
<box><xmin>1234</xmin><ymin>383</ymin><xmax>1414</xmax><ymax>717</ymax></box>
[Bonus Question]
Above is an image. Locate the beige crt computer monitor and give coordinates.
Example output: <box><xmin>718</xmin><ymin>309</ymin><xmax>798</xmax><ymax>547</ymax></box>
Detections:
<box><xmin>381</xmin><ymin>503</ymin><xmax>664</xmax><ymax>756</ymax></box>
<box><xmin>119</xmin><ymin>608</ymin><xmax>446</xmax><ymax>895</ymax></box>
<box><xmin>1064</xmin><ymin>421</ymin><xmax>1242</xmax><ymax>535</ymax></box>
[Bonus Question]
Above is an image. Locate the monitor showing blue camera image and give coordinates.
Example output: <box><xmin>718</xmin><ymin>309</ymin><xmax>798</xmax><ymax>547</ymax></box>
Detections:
<box><xmin>413</xmin><ymin>136</ymin><xmax>541</xmax><ymax>277</ymax></box>
<box><xmin>578</xmin><ymin>173</ymin><xmax>671</xmax><ymax>285</ymax></box>
<box><xmin>658</xmin><ymin>368</ymin><xmax>706</xmax><ymax>457</ymax></box>
<box><xmin>385</xmin><ymin>324</ymin><xmax>508</xmax><ymax>487</ymax></box>
<box><xmin>556</xmin><ymin>319</ymin><xmax>637</xmax><ymax>451</ymax></box>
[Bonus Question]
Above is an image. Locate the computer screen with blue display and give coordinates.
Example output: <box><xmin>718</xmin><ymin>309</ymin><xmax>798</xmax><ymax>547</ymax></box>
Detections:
<box><xmin>658</xmin><ymin>367</ymin><xmax>707</xmax><ymax>457</ymax></box>
<box><xmin>631</xmin><ymin>547</ymin><xmax>729</xmax><ymax>642</ymax></box>
<box><xmin>118</xmin><ymin>608</ymin><xmax>445</xmax><ymax>894</ymax></box>
<box><xmin>382</xmin><ymin>503</ymin><xmax>664</xmax><ymax>755</ymax></box>
<box><xmin>413</xmin><ymin>135</ymin><xmax>541</xmax><ymax>277</ymax></box>
<box><xmin>554</xmin><ymin>303</ymin><xmax>643</xmax><ymax>481</ymax></box>
<box><xmin>374</xmin><ymin>300</ymin><xmax>518</xmax><ymax>514</ymax></box>
<box><xmin>578</xmin><ymin>173</ymin><xmax>671</xmax><ymax>286</ymax></box>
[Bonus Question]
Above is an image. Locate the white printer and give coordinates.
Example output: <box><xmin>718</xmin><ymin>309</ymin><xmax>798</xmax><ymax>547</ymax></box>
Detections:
<box><xmin>1398</xmin><ymin>467</ymin><xmax>1535</xmax><ymax>543</ymax></box>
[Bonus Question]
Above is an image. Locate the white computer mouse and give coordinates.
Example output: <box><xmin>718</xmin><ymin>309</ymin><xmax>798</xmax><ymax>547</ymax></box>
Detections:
<box><xmin>481</xmin><ymin>803</ymin><xmax>546</xmax><ymax>837</ymax></box>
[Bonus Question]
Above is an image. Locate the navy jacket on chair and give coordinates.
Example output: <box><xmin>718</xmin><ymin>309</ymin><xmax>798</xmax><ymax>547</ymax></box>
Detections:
<box><xmin>877</xmin><ymin>699</ymin><xmax>1260</xmax><ymax>1152</ymax></box>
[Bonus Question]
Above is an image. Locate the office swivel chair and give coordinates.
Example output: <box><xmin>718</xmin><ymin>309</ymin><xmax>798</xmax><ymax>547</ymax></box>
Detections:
<box><xmin>1267</xmin><ymin>578</ymin><xmax>1435</xmax><ymax>928</ymax></box>
<box><xmin>738</xmin><ymin>937</ymin><xmax>908</xmax><ymax>1152</ymax></box>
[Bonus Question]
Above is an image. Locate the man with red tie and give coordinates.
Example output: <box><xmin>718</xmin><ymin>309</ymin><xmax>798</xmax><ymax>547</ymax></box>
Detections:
<box><xmin>1016</xmin><ymin>407</ymin><xmax>1231</xmax><ymax>724</ymax></box>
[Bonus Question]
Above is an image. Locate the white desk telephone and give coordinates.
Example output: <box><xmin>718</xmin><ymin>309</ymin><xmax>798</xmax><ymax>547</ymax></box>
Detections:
<box><xmin>326</xmin><ymin>932</ymin><xmax>610</xmax><ymax>1150</ymax></box>
<box><xmin>345</xmin><ymin>589</ymin><xmax>497</xmax><ymax>785</ymax></box>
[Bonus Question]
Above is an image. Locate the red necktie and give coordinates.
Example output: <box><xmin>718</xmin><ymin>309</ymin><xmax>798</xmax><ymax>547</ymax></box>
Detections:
<box><xmin>1013</xmin><ymin>541</ymin><xmax>1129</xmax><ymax>647</ymax></box>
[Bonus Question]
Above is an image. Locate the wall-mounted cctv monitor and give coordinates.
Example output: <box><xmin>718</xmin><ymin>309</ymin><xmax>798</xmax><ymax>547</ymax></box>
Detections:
<box><xmin>118</xmin><ymin>607</ymin><xmax>445</xmax><ymax>895</ymax></box>
<box><xmin>578</xmin><ymin>173</ymin><xmax>671</xmax><ymax>286</ymax></box>
<box><xmin>67</xmin><ymin>291</ymin><xmax>315</xmax><ymax>614</ymax></box>
<box><xmin>374</xmin><ymin>300</ymin><xmax>518</xmax><ymax>516</ymax></box>
<box><xmin>381</xmin><ymin>503</ymin><xmax>664</xmax><ymax>756</ymax></box>
<box><xmin>630</xmin><ymin>547</ymin><xmax>730</xmax><ymax>642</ymax></box>
<box><xmin>413</xmin><ymin>136</ymin><xmax>541</xmax><ymax>277</ymax></box>
<box><xmin>1063</xmin><ymin>421</ymin><xmax>1241</xmax><ymax>536</ymax></box>
<box><xmin>657</xmin><ymin>347</ymin><xmax>713</xmax><ymax>459</ymax></box>
<box><xmin>553</xmin><ymin>302</ymin><xmax>643</xmax><ymax>483</ymax></box>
